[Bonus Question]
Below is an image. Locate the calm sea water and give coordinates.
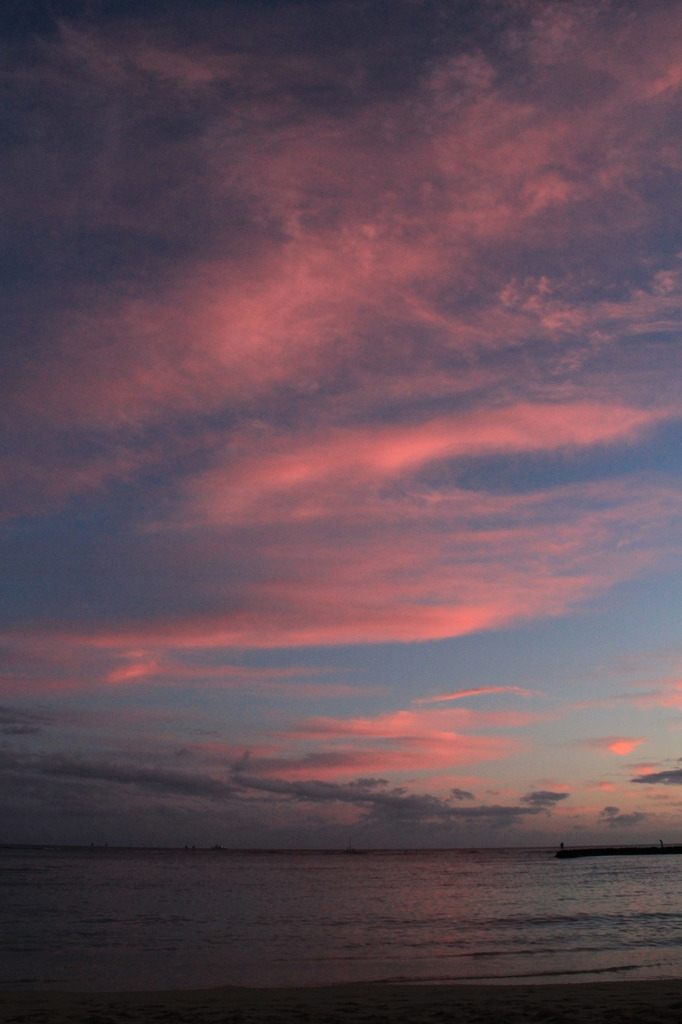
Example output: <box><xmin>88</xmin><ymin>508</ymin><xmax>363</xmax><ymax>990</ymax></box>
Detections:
<box><xmin>3</xmin><ymin>845</ymin><xmax>682</xmax><ymax>991</ymax></box>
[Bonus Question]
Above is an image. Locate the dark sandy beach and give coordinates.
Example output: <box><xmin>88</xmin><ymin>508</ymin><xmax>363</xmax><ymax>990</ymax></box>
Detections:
<box><xmin>4</xmin><ymin>980</ymin><xmax>682</xmax><ymax>1024</ymax></box>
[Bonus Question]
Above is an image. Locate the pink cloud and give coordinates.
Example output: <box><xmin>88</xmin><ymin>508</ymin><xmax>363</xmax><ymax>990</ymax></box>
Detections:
<box><xmin>9</xmin><ymin>9</ymin><xmax>682</xmax><ymax>443</ymax></box>
<box><xmin>175</xmin><ymin>480</ymin><xmax>681</xmax><ymax>647</ymax></box>
<box><xmin>106</xmin><ymin>656</ymin><xmax>163</xmax><ymax>685</ymax></box>
<box><xmin>104</xmin><ymin>654</ymin><xmax>337</xmax><ymax>689</ymax></box>
<box><xmin>651</xmin><ymin>679</ymin><xmax>682</xmax><ymax>711</ymax></box>
<box><xmin>150</xmin><ymin>703</ymin><xmax>534</xmax><ymax>784</ymax></box>
<box><xmin>295</xmin><ymin>706</ymin><xmax>540</xmax><ymax>739</ymax></box>
<box><xmin>5</xmin><ymin>6</ymin><xmax>682</xmax><ymax>573</ymax></box>
<box><xmin>0</xmin><ymin>633</ymin><xmax>360</xmax><ymax>698</ymax></box>
<box><xmin>243</xmin><ymin>705</ymin><xmax>533</xmax><ymax>780</ymax></box>
<box><xmin>4</xmin><ymin>3</ymin><xmax>682</xmax><ymax>665</ymax></box>
<box><xmin>15</xmin><ymin>471</ymin><xmax>670</xmax><ymax>653</ymax></box>
<box><xmin>586</xmin><ymin>737</ymin><xmax>645</xmax><ymax>757</ymax></box>
<box><xmin>247</xmin><ymin>740</ymin><xmax>517</xmax><ymax>782</ymax></box>
<box><xmin>630</xmin><ymin>762</ymin><xmax>664</xmax><ymax>775</ymax></box>
<box><xmin>413</xmin><ymin>686</ymin><xmax>536</xmax><ymax>705</ymax></box>
<box><xmin>185</xmin><ymin>734</ymin><xmax>510</xmax><ymax>782</ymax></box>
<box><xmin>0</xmin><ymin>636</ymin><xmax>113</xmax><ymax>697</ymax></box>
<box><xmin>183</xmin><ymin>402</ymin><xmax>666</xmax><ymax>527</ymax></box>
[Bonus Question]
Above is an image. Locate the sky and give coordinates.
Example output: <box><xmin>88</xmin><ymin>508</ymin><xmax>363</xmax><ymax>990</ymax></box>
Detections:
<box><xmin>3</xmin><ymin>0</ymin><xmax>682</xmax><ymax>849</ymax></box>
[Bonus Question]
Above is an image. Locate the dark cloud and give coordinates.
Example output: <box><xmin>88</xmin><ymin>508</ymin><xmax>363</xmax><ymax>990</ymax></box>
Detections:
<box><xmin>349</xmin><ymin>776</ymin><xmax>389</xmax><ymax>788</ymax></box>
<box><xmin>0</xmin><ymin>749</ymin><xmax>237</xmax><ymax>800</ymax></box>
<box><xmin>0</xmin><ymin>704</ymin><xmax>50</xmax><ymax>736</ymax></box>
<box><xmin>229</xmin><ymin>769</ymin><xmax>554</xmax><ymax>829</ymax></box>
<box><xmin>438</xmin><ymin>803</ymin><xmax>546</xmax><ymax>825</ymax></box>
<box><xmin>521</xmin><ymin>790</ymin><xmax>569</xmax><ymax>806</ymax></box>
<box><xmin>599</xmin><ymin>806</ymin><xmax>647</xmax><ymax>829</ymax></box>
<box><xmin>632</xmin><ymin>768</ymin><xmax>682</xmax><ymax>786</ymax></box>
<box><xmin>0</xmin><ymin>747</ymin><xmax>563</xmax><ymax>842</ymax></box>
<box><xmin>451</xmin><ymin>787</ymin><xmax>475</xmax><ymax>800</ymax></box>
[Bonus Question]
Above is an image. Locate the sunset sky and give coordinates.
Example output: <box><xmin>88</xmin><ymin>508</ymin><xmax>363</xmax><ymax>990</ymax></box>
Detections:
<box><xmin>4</xmin><ymin>0</ymin><xmax>682</xmax><ymax>848</ymax></box>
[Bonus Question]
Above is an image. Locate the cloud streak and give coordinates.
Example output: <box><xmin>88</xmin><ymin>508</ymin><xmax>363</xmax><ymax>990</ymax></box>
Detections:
<box><xmin>414</xmin><ymin>687</ymin><xmax>536</xmax><ymax>705</ymax></box>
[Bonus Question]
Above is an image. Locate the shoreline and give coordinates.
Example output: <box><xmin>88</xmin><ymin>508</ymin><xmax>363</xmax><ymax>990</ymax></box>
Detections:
<box><xmin>3</xmin><ymin>979</ymin><xmax>682</xmax><ymax>1023</ymax></box>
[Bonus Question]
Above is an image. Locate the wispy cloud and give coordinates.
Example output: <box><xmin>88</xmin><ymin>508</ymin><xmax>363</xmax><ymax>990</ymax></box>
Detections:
<box><xmin>413</xmin><ymin>686</ymin><xmax>536</xmax><ymax>705</ymax></box>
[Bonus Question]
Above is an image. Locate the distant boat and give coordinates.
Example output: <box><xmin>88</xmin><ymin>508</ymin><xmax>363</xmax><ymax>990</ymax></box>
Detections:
<box><xmin>557</xmin><ymin>844</ymin><xmax>682</xmax><ymax>858</ymax></box>
<box><xmin>344</xmin><ymin>838</ymin><xmax>363</xmax><ymax>854</ymax></box>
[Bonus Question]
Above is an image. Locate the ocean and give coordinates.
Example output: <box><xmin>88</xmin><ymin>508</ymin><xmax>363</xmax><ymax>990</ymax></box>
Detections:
<box><xmin>3</xmin><ymin>845</ymin><xmax>682</xmax><ymax>991</ymax></box>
